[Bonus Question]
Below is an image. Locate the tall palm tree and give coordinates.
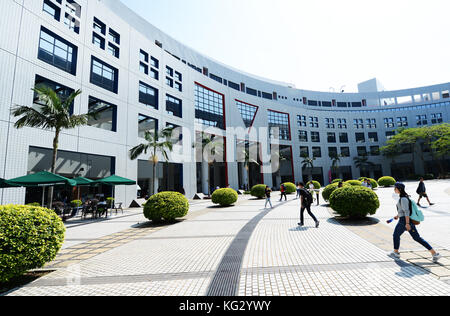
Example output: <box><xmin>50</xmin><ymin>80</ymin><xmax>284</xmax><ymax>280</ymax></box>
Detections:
<box><xmin>201</xmin><ymin>134</ymin><xmax>224</xmax><ymax>197</ymax></box>
<box><xmin>129</xmin><ymin>127</ymin><xmax>174</xmax><ymax>196</ymax></box>
<box><xmin>301</xmin><ymin>155</ymin><xmax>315</xmax><ymax>181</ymax></box>
<box><xmin>330</xmin><ymin>153</ymin><xmax>341</xmax><ymax>179</ymax></box>
<box><xmin>12</xmin><ymin>86</ymin><xmax>89</xmax><ymax>208</ymax></box>
<box><xmin>353</xmin><ymin>155</ymin><xmax>376</xmax><ymax>178</ymax></box>
<box><xmin>240</xmin><ymin>146</ymin><xmax>259</xmax><ymax>190</ymax></box>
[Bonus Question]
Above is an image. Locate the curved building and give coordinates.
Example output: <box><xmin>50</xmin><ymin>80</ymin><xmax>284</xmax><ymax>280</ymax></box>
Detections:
<box><xmin>0</xmin><ymin>0</ymin><xmax>449</xmax><ymax>205</ymax></box>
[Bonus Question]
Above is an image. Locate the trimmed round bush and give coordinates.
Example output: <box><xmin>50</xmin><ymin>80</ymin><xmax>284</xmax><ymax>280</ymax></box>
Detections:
<box><xmin>0</xmin><ymin>205</ymin><xmax>65</xmax><ymax>283</ymax></box>
<box><xmin>329</xmin><ymin>186</ymin><xmax>380</xmax><ymax>219</ymax></box>
<box><xmin>251</xmin><ymin>184</ymin><xmax>267</xmax><ymax>199</ymax></box>
<box><xmin>71</xmin><ymin>200</ymin><xmax>82</xmax><ymax>207</ymax></box>
<box><xmin>212</xmin><ymin>188</ymin><xmax>238</xmax><ymax>206</ymax></box>
<box><xmin>144</xmin><ymin>192</ymin><xmax>189</xmax><ymax>223</ymax></box>
<box><xmin>322</xmin><ymin>182</ymin><xmax>349</xmax><ymax>202</ymax></box>
<box><xmin>331</xmin><ymin>179</ymin><xmax>342</xmax><ymax>184</ymax></box>
<box><xmin>307</xmin><ymin>181</ymin><xmax>321</xmax><ymax>189</ymax></box>
<box><xmin>345</xmin><ymin>180</ymin><xmax>362</xmax><ymax>186</ymax></box>
<box><xmin>282</xmin><ymin>182</ymin><xmax>297</xmax><ymax>194</ymax></box>
<box><xmin>378</xmin><ymin>176</ymin><xmax>396</xmax><ymax>187</ymax></box>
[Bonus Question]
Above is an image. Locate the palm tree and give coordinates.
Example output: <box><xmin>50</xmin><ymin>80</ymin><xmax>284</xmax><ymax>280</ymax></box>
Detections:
<box><xmin>240</xmin><ymin>146</ymin><xmax>259</xmax><ymax>190</ymax></box>
<box><xmin>201</xmin><ymin>134</ymin><xmax>224</xmax><ymax>197</ymax></box>
<box><xmin>301</xmin><ymin>155</ymin><xmax>315</xmax><ymax>182</ymax></box>
<box><xmin>353</xmin><ymin>155</ymin><xmax>376</xmax><ymax>178</ymax></box>
<box><xmin>330</xmin><ymin>153</ymin><xmax>341</xmax><ymax>179</ymax></box>
<box><xmin>12</xmin><ymin>86</ymin><xmax>89</xmax><ymax>208</ymax></box>
<box><xmin>129</xmin><ymin>127</ymin><xmax>174</xmax><ymax>196</ymax></box>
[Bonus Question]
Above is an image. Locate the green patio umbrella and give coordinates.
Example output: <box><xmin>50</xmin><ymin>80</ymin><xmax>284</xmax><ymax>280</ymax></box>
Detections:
<box><xmin>8</xmin><ymin>171</ymin><xmax>77</xmax><ymax>207</ymax></box>
<box><xmin>0</xmin><ymin>178</ymin><xmax>20</xmax><ymax>188</ymax></box>
<box><xmin>93</xmin><ymin>175</ymin><xmax>136</xmax><ymax>216</ymax></box>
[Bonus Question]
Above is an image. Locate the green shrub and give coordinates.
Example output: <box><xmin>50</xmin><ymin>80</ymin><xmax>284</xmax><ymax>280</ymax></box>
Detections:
<box><xmin>282</xmin><ymin>182</ymin><xmax>297</xmax><ymax>194</ymax></box>
<box><xmin>143</xmin><ymin>192</ymin><xmax>189</xmax><ymax>223</ymax></box>
<box><xmin>251</xmin><ymin>184</ymin><xmax>267</xmax><ymax>199</ymax></box>
<box><xmin>358</xmin><ymin>178</ymin><xmax>379</xmax><ymax>189</ymax></box>
<box><xmin>70</xmin><ymin>200</ymin><xmax>82</xmax><ymax>207</ymax></box>
<box><xmin>307</xmin><ymin>180</ymin><xmax>321</xmax><ymax>189</ymax></box>
<box><xmin>322</xmin><ymin>182</ymin><xmax>348</xmax><ymax>202</ymax></box>
<box><xmin>378</xmin><ymin>176</ymin><xmax>396</xmax><ymax>187</ymax></box>
<box><xmin>329</xmin><ymin>186</ymin><xmax>380</xmax><ymax>219</ymax></box>
<box><xmin>0</xmin><ymin>205</ymin><xmax>65</xmax><ymax>283</ymax></box>
<box><xmin>331</xmin><ymin>179</ymin><xmax>342</xmax><ymax>184</ymax></box>
<box><xmin>345</xmin><ymin>180</ymin><xmax>362</xmax><ymax>186</ymax></box>
<box><xmin>26</xmin><ymin>202</ymin><xmax>41</xmax><ymax>207</ymax></box>
<box><xmin>423</xmin><ymin>174</ymin><xmax>435</xmax><ymax>180</ymax></box>
<box><xmin>212</xmin><ymin>188</ymin><xmax>238</xmax><ymax>206</ymax></box>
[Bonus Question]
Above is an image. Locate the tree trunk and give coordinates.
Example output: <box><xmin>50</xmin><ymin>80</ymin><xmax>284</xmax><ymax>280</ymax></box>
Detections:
<box><xmin>48</xmin><ymin>129</ymin><xmax>60</xmax><ymax>209</ymax></box>
<box><xmin>152</xmin><ymin>163</ymin><xmax>156</xmax><ymax>196</ymax></box>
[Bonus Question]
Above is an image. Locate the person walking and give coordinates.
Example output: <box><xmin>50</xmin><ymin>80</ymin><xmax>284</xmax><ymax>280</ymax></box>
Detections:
<box><xmin>265</xmin><ymin>186</ymin><xmax>273</xmax><ymax>209</ymax></box>
<box><xmin>297</xmin><ymin>182</ymin><xmax>320</xmax><ymax>228</ymax></box>
<box><xmin>279</xmin><ymin>183</ymin><xmax>287</xmax><ymax>201</ymax></box>
<box><xmin>416</xmin><ymin>177</ymin><xmax>434</xmax><ymax>207</ymax></box>
<box><xmin>296</xmin><ymin>183</ymin><xmax>302</xmax><ymax>199</ymax></box>
<box><xmin>389</xmin><ymin>182</ymin><xmax>441</xmax><ymax>263</ymax></box>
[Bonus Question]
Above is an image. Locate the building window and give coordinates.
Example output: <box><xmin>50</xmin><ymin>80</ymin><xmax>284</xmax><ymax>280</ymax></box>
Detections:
<box><xmin>384</xmin><ymin>118</ymin><xmax>395</xmax><ymax>128</ymax></box>
<box><xmin>325</xmin><ymin>118</ymin><xmax>335</xmax><ymax>129</ymax></box>
<box><xmin>328</xmin><ymin>147</ymin><xmax>338</xmax><ymax>158</ymax></box>
<box><xmin>107</xmin><ymin>43</ymin><xmax>119</xmax><ymax>58</ymax></box>
<box><xmin>297</xmin><ymin>115</ymin><xmax>307</xmax><ymax>127</ymax></box>
<box><xmin>341</xmin><ymin>147</ymin><xmax>350</xmax><ymax>157</ymax></box>
<box><xmin>140</xmin><ymin>50</ymin><xmax>149</xmax><ymax>63</ymax></box>
<box><xmin>370</xmin><ymin>146</ymin><xmax>380</xmax><ymax>156</ymax></box>
<box><xmin>309</xmin><ymin>117</ymin><xmax>319</xmax><ymax>128</ymax></box>
<box><xmin>64</xmin><ymin>13</ymin><xmax>80</xmax><ymax>34</ymax></box>
<box><xmin>416</xmin><ymin>115</ymin><xmax>428</xmax><ymax>126</ymax></box>
<box><xmin>298</xmin><ymin>130</ymin><xmax>308</xmax><ymax>142</ymax></box>
<box><xmin>139</xmin><ymin>82</ymin><xmax>158</xmax><ymax>110</ymax></box>
<box><xmin>38</xmin><ymin>26</ymin><xmax>78</xmax><ymax>75</ymax></box>
<box><xmin>174</xmin><ymin>82</ymin><xmax>182</xmax><ymax>92</ymax></box>
<box><xmin>166</xmin><ymin>77</ymin><xmax>174</xmax><ymax>88</ymax></box>
<box><xmin>431</xmin><ymin>113</ymin><xmax>443</xmax><ymax>124</ymax></box>
<box><xmin>339</xmin><ymin>132</ymin><xmax>348</xmax><ymax>143</ymax></box>
<box><xmin>356</xmin><ymin>133</ymin><xmax>365</xmax><ymax>143</ymax></box>
<box><xmin>90</xmin><ymin>57</ymin><xmax>118</xmax><ymax>93</ymax></box>
<box><xmin>312</xmin><ymin>147</ymin><xmax>322</xmax><ymax>158</ymax></box>
<box><xmin>357</xmin><ymin>146</ymin><xmax>367</xmax><ymax>156</ymax></box>
<box><xmin>174</xmin><ymin>71</ymin><xmax>182</xmax><ymax>82</ymax></box>
<box><xmin>366</xmin><ymin>118</ymin><xmax>377</xmax><ymax>129</ymax></box>
<box><xmin>34</xmin><ymin>75</ymin><xmax>74</xmax><ymax>114</ymax></box>
<box><xmin>368</xmin><ymin>132</ymin><xmax>379</xmax><ymax>143</ymax></box>
<box><xmin>353</xmin><ymin>119</ymin><xmax>364</xmax><ymax>129</ymax></box>
<box><xmin>92</xmin><ymin>33</ymin><xmax>105</xmax><ymax>49</ymax></box>
<box><xmin>311</xmin><ymin>132</ymin><xmax>320</xmax><ymax>143</ymax></box>
<box><xmin>327</xmin><ymin>132</ymin><xmax>336</xmax><ymax>143</ymax></box>
<box><xmin>194</xmin><ymin>83</ymin><xmax>225</xmax><ymax>129</ymax></box>
<box><xmin>166</xmin><ymin>94</ymin><xmax>182</xmax><ymax>118</ymax></box>
<box><xmin>337</xmin><ymin>118</ymin><xmax>347</xmax><ymax>129</ymax></box>
<box><xmin>138</xmin><ymin>114</ymin><xmax>157</xmax><ymax>139</ymax></box>
<box><xmin>150</xmin><ymin>68</ymin><xmax>159</xmax><ymax>80</ymax></box>
<box><xmin>397</xmin><ymin>117</ymin><xmax>408</xmax><ymax>127</ymax></box>
<box><xmin>140</xmin><ymin>62</ymin><xmax>148</xmax><ymax>75</ymax></box>
<box><xmin>87</xmin><ymin>96</ymin><xmax>117</xmax><ymax>132</ymax></box>
<box><xmin>93</xmin><ymin>17</ymin><xmax>106</xmax><ymax>35</ymax></box>
<box><xmin>108</xmin><ymin>29</ymin><xmax>120</xmax><ymax>45</ymax></box>
<box><xmin>166</xmin><ymin>66</ymin><xmax>173</xmax><ymax>77</ymax></box>
<box><xmin>300</xmin><ymin>146</ymin><xmax>309</xmax><ymax>157</ymax></box>
<box><xmin>268</xmin><ymin>110</ymin><xmax>291</xmax><ymax>140</ymax></box>
<box><xmin>386</xmin><ymin>131</ymin><xmax>396</xmax><ymax>140</ymax></box>
<box><xmin>43</xmin><ymin>0</ymin><xmax>61</xmax><ymax>21</ymax></box>
<box><xmin>151</xmin><ymin>57</ymin><xmax>159</xmax><ymax>68</ymax></box>
<box><xmin>236</xmin><ymin>100</ymin><xmax>258</xmax><ymax>128</ymax></box>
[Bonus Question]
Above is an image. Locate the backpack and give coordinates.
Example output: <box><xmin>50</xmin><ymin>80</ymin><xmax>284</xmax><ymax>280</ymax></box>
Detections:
<box><xmin>407</xmin><ymin>198</ymin><xmax>425</xmax><ymax>225</ymax></box>
<box><xmin>301</xmin><ymin>188</ymin><xmax>314</xmax><ymax>206</ymax></box>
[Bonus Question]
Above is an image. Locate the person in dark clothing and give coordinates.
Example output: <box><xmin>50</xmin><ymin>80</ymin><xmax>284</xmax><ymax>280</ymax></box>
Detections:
<box><xmin>265</xmin><ymin>186</ymin><xmax>273</xmax><ymax>209</ymax></box>
<box><xmin>297</xmin><ymin>182</ymin><xmax>319</xmax><ymax>228</ymax></box>
<box><xmin>279</xmin><ymin>184</ymin><xmax>287</xmax><ymax>201</ymax></box>
<box><xmin>416</xmin><ymin>178</ymin><xmax>434</xmax><ymax>207</ymax></box>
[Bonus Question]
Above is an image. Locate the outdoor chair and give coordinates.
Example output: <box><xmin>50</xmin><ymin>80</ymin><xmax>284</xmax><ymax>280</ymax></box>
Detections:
<box><xmin>112</xmin><ymin>202</ymin><xmax>123</xmax><ymax>215</ymax></box>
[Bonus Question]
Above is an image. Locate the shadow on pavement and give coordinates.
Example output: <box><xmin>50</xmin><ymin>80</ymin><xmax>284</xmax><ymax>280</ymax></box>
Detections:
<box><xmin>289</xmin><ymin>226</ymin><xmax>311</xmax><ymax>232</ymax></box>
<box><xmin>392</xmin><ymin>260</ymin><xmax>431</xmax><ymax>279</ymax></box>
<box><xmin>326</xmin><ymin>217</ymin><xmax>380</xmax><ymax>226</ymax></box>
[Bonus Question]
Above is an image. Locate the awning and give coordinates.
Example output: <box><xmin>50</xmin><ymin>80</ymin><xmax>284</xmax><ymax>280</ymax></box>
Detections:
<box><xmin>8</xmin><ymin>171</ymin><xmax>77</xmax><ymax>187</ymax></box>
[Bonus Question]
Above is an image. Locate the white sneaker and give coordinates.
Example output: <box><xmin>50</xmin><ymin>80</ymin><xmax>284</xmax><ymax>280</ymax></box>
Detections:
<box><xmin>433</xmin><ymin>253</ymin><xmax>442</xmax><ymax>263</ymax></box>
<box><xmin>389</xmin><ymin>252</ymin><xmax>401</xmax><ymax>260</ymax></box>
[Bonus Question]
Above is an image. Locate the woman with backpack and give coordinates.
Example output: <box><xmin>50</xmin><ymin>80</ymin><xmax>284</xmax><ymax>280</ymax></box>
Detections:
<box><xmin>389</xmin><ymin>182</ymin><xmax>441</xmax><ymax>263</ymax></box>
<box><xmin>297</xmin><ymin>182</ymin><xmax>319</xmax><ymax>228</ymax></box>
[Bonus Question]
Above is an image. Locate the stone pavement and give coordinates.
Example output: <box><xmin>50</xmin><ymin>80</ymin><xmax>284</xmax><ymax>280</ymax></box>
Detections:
<box><xmin>4</xmin><ymin>183</ymin><xmax>450</xmax><ymax>296</ymax></box>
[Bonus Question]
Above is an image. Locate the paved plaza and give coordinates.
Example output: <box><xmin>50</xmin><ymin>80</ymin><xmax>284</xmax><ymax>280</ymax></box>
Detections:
<box><xmin>4</xmin><ymin>180</ymin><xmax>450</xmax><ymax>296</ymax></box>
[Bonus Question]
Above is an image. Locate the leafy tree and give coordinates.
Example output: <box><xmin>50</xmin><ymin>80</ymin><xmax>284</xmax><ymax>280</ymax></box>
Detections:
<box><xmin>129</xmin><ymin>127</ymin><xmax>174</xmax><ymax>196</ymax></box>
<box><xmin>12</xmin><ymin>86</ymin><xmax>89</xmax><ymax>208</ymax></box>
<box><xmin>200</xmin><ymin>134</ymin><xmax>224</xmax><ymax>197</ymax></box>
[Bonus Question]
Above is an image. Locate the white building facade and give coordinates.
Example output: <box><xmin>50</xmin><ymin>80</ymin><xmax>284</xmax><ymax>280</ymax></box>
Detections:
<box><xmin>0</xmin><ymin>0</ymin><xmax>449</xmax><ymax>206</ymax></box>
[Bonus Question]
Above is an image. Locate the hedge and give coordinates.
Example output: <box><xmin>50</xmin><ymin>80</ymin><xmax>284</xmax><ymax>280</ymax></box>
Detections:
<box><xmin>358</xmin><ymin>177</ymin><xmax>379</xmax><ymax>189</ymax></box>
<box><xmin>212</xmin><ymin>188</ymin><xmax>238</xmax><ymax>206</ymax></box>
<box><xmin>282</xmin><ymin>182</ymin><xmax>297</xmax><ymax>194</ymax></box>
<box><xmin>251</xmin><ymin>184</ymin><xmax>267</xmax><ymax>199</ymax></box>
<box><xmin>0</xmin><ymin>205</ymin><xmax>65</xmax><ymax>283</ymax></box>
<box><xmin>322</xmin><ymin>182</ymin><xmax>349</xmax><ymax>202</ymax></box>
<box><xmin>345</xmin><ymin>180</ymin><xmax>363</xmax><ymax>186</ymax></box>
<box><xmin>307</xmin><ymin>181</ymin><xmax>321</xmax><ymax>189</ymax></box>
<box><xmin>378</xmin><ymin>176</ymin><xmax>396</xmax><ymax>187</ymax></box>
<box><xmin>144</xmin><ymin>192</ymin><xmax>189</xmax><ymax>223</ymax></box>
<box><xmin>329</xmin><ymin>186</ymin><xmax>380</xmax><ymax>219</ymax></box>
<box><xmin>331</xmin><ymin>179</ymin><xmax>342</xmax><ymax>184</ymax></box>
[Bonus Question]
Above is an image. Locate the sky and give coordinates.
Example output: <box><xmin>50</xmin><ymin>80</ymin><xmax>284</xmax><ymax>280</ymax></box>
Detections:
<box><xmin>123</xmin><ymin>0</ymin><xmax>450</xmax><ymax>92</ymax></box>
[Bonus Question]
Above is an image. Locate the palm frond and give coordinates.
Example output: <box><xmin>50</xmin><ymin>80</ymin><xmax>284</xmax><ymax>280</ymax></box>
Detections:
<box><xmin>129</xmin><ymin>144</ymin><xmax>149</xmax><ymax>160</ymax></box>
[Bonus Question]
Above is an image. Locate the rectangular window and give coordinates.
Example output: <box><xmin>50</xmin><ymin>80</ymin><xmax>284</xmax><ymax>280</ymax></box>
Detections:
<box><xmin>166</xmin><ymin>94</ymin><xmax>182</xmax><ymax>118</ymax></box>
<box><xmin>150</xmin><ymin>68</ymin><xmax>159</xmax><ymax>80</ymax></box>
<box><xmin>93</xmin><ymin>17</ymin><xmax>106</xmax><ymax>35</ymax></box>
<box><xmin>34</xmin><ymin>75</ymin><xmax>74</xmax><ymax>114</ymax></box>
<box><xmin>43</xmin><ymin>0</ymin><xmax>61</xmax><ymax>21</ymax></box>
<box><xmin>87</xmin><ymin>96</ymin><xmax>117</xmax><ymax>132</ymax></box>
<box><xmin>166</xmin><ymin>66</ymin><xmax>173</xmax><ymax>77</ymax></box>
<box><xmin>368</xmin><ymin>132</ymin><xmax>379</xmax><ymax>143</ymax></box>
<box><xmin>92</xmin><ymin>33</ymin><xmax>105</xmax><ymax>49</ymax></box>
<box><xmin>38</xmin><ymin>26</ymin><xmax>78</xmax><ymax>75</ymax></box>
<box><xmin>262</xmin><ymin>92</ymin><xmax>273</xmax><ymax>100</ymax></box>
<box><xmin>139</xmin><ymin>82</ymin><xmax>158</xmax><ymax>110</ymax></box>
<box><xmin>151</xmin><ymin>57</ymin><xmax>159</xmax><ymax>69</ymax></box>
<box><xmin>64</xmin><ymin>13</ymin><xmax>80</xmax><ymax>34</ymax></box>
<box><xmin>138</xmin><ymin>114</ymin><xmax>157</xmax><ymax>139</ymax></box>
<box><xmin>357</xmin><ymin>146</ymin><xmax>367</xmax><ymax>156</ymax></box>
<box><xmin>174</xmin><ymin>82</ymin><xmax>182</xmax><ymax>92</ymax></box>
<box><xmin>370</xmin><ymin>146</ymin><xmax>380</xmax><ymax>156</ymax></box>
<box><xmin>297</xmin><ymin>115</ymin><xmax>307</xmax><ymax>127</ymax></box>
<box><xmin>431</xmin><ymin>113</ymin><xmax>443</xmax><ymax>124</ymax></box>
<box><xmin>108</xmin><ymin>29</ymin><xmax>120</xmax><ymax>45</ymax></box>
<box><xmin>90</xmin><ymin>57</ymin><xmax>118</xmax><ymax>93</ymax></box>
<box><xmin>140</xmin><ymin>62</ymin><xmax>148</xmax><ymax>75</ymax></box>
<box><xmin>386</xmin><ymin>131</ymin><xmax>395</xmax><ymax>140</ymax></box>
<box><xmin>174</xmin><ymin>71</ymin><xmax>182</xmax><ymax>82</ymax></box>
<box><xmin>311</xmin><ymin>132</ymin><xmax>320</xmax><ymax>143</ymax></box>
<box><xmin>396</xmin><ymin>117</ymin><xmax>408</xmax><ymax>127</ymax></box>
<box><xmin>416</xmin><ymin>115</ymin><xmax>428</xmax><ymax>126</ymax></box>
<box><xmin>195</xmin><ymin>83</ymin><xmax>225</xmax><ymax>129</ymax></box>
<box><xmin>341</xmin><ymin>147</ymin><xmax>350</xmax><ymax>157</ymax></box>
<box><xmin>268</xmin><ymin>110</ymin><xmax>290</xmax><ymax>140</ymax></box>
<box><xmin>339</xmin><ymin>132</ymin><xmax>348</xmax><ymax>143</ymax></box>
<box><xmin>140</xmin><ymin>50</ymin><xmax>149</xmax><ymax>63</ymax></box>
<box><xmin>356</xmin><ymin>133</ymin><xmax>365</xmax><ymax>143</ymax></box>
<box><xmin>166</xmin><ymin>77</ymin><xmax>174</xmax><ymax>88</ymax></box>
<box><xmin>328</xmin><ymin>147</ymin><xmax>338</xmax><ymax>158</ymax></box>
<box><xmin>353</xmin><ymin>119</ymin><xmax>364</xmax><ymax>129</ymax></box>
<box><xmin>210</xmin><ymin>73</ymin><xmax>223</xmax><ymax>84</ymax></box>
<box><xmin>107</xmin><ymin>43</ymin><xmax>119</xmax><ymax>58</ymax></box>
<box><xmin>309</xmin><ymin>117</ymin><xmax>319</xmax><ymax>128</ymax></box>
<box><xmin>312</xmin><ymin>147</ymin><xmax>322</xmax><ymax>158</ymax></box>
<box><xmin>228</xmin><ymin>81</ymin><xmax>240</xmax><ymax>91</ymax></box>
<box><xmin>298</xmin><ymin>131</ymin><xmax>308</xmax><ymax>142</ymax></box>
<box><xmin>300</xmin><ymin>146</ymin><xmax>309</xmax><ymax>158</ymax></box>
<box><xmin>384</xmin><ymin>117</ymin><xmax>395</xmax><ymax>128</ymax></box>
<box><xmin>327</xmin><ymin>132</ymin><xmax>336</xmax><ymax>143</ymax></box>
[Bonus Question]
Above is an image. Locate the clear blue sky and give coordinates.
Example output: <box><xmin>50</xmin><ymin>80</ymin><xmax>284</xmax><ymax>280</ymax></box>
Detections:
<box><xmin>123</xmin><ymin>0</ymin><xmax>450</xmax><ymax>92</ymax></box>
